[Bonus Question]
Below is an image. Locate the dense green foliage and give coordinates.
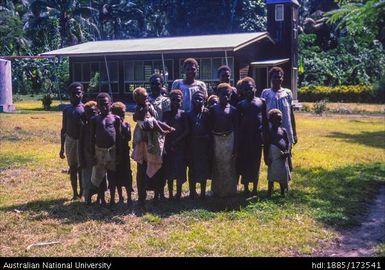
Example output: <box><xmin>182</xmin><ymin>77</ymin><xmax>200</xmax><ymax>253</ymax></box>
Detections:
<box><xmin>298</xmin><ymin>84</ymin><xmax>384</xmax><ymax>103</ymax></box>
<box><xmin>1</xmin><ymin>0</ymin><xmax>384</xmax><ymax>99</ymax></box>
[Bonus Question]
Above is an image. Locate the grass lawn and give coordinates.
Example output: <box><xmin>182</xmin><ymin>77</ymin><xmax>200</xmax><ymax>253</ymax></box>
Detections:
<box><xmin>301</xmin><ymin>102</ymin><xmax>385</xmax><ymax>115</ymax></box>
<box><xmin>0</xmin><ymin>101</ymin><xmax>384</xmax><ymax>256</ymax></box>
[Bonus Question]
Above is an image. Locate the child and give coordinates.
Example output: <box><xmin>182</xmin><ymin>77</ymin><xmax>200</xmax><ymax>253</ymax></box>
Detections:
<box><xmin>79</xmin><ymin>101</ymin><xmax>98</xmax><ymax>204</ymax></box>
<box><xmin>208</xmin><ymin>83</ymin><xmax>238</xmax><ymax>197</ymax></box>
<box><xmin>186</xmin><ymin>91</ymin><xmax>211</xmax><ymax>199</ymax></box>
<box><xmin>264</xmin><ymin>109</ymin><xmax>291</xmax><ymax>197</ymax></box>
<box><xmin>111</xmin><ymin>102</ymin><xmax>133</xmax><ymax>205</ymax></box>
<box><xmin>163</xmin><ymin>90</ymin><xmax>189</xmax><ymax>200</ymax></box>
<box><xmin>207</xmin><ymin>95</ymin><xmax>219</xmax><ymax>108</ymax></box>
<box><xmin>133</xmin><ymin>87</ymin><xmax>174</xmax><ymax>157</ymax></box>
<box><xmin>236</xmin><ymin>77</ymin><xmax>268</xmax><ymax>196</ymax></box>
<box><xmin>90</xmin><ymin>92</ymin><xmax>122</xmax><ymax>206</ymax></box>
<box><xmin>59</xmin><ymin>82</ymin><xmax>85</xmax><ymax>200</ymax></box>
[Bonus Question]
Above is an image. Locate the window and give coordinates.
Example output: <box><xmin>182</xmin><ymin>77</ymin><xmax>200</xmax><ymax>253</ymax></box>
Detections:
<box><xmin>292</xmin><ymin>7</ymin><xmax>298</xmax><ymax>22</ymax></box>
<box><xmin>275</xmin><ymin>4</ymin><xmax>284</xmax><ymax>21</ymax></box>
<box><xmin>72</xmin><ymin>61</ymin><xmax>119</xmax><ymax>93</ymax></box>
<box><xmin>123</xmin><ymin>59</ymin><xmax>174</xmax><ymax>93</ymax></box>
<box><xmin>179</xmin><ymin>57</ymin><xmax>235</xmax><ymax>83</ymax></box>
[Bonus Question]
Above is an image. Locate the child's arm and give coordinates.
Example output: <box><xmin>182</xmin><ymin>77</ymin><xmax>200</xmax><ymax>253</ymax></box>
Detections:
<box><xmin>78</xmin><ymin>126</ymin><xmax>85</xmax><ymax>169</ymax></box>
<box><xmin>263</xmin><ymin>130</ymin><xmax>270</xmax><ymax>165</ymax></box>
<box><xmin>59</xmin><ymin>109</ymin><xmax>67</xmax><ymax>159</ymax></box>
<box><xmin>232</xmin><ymin>108</ymin><xmax>239</xmax><ymax>158</ymax></box>
<box><xmin>90</xmin><ymin>116</ymin><xmax>96</xmax><ymax>165</ymax></box>
<box><xmin>261</xmin><ymin>98</ymin><xmax>269</xmax><ymax>145</ymax></box>
<box><xmin>114</xmin><ymin>116</ymin><xmax>122</xmax><ymax>162</ymax></box>
<box><xmin>290</xmin><ymin>105</ymin><xmax>297</xmax><ymax>144</ymax></box>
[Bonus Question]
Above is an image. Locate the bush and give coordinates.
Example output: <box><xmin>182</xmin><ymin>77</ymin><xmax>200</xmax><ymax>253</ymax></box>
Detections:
<box><xmin>312</xmin><ymin>100</ymin><xmax>328</xmax><ymax>115</ymax></box>
<box><xmin>42</xmin><ymin>94</ymin><xmax>53</xmax><ymax>111</ymax></box>
<box><xmin>298</xmin><ymin>85</ymin><xmax>381</xmax><ymax>103</ymax></box>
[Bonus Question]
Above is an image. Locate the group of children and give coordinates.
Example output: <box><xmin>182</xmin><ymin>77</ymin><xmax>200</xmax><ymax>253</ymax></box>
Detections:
<box><xmin>60</xmin><ymin>60</ymin><xmax>296</xmax><ymax>206</ymax></box>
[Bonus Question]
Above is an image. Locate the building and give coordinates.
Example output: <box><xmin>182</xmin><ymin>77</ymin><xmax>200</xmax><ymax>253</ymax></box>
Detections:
<box><xmin>41</xmin><ymin>0</ymin><xmax>299</xmax><ymax>101</ymax></box>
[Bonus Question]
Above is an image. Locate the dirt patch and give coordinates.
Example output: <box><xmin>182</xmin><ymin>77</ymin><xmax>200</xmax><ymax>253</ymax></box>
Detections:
<box><xmin>317</xmin><ymin>185</ymin><xmax>385</xmax><ymax>257</ymax></box>
<box><xmin>0</xmin><ymin>168</ymin><xmax>30</xmax><ymax>184</ymax></box>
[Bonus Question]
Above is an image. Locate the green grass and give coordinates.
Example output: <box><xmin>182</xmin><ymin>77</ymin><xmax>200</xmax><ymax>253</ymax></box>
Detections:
<box><xmin>0</xmin><ymin>101</ymin><xmax>384</xmax><ymax>256</ymax></box>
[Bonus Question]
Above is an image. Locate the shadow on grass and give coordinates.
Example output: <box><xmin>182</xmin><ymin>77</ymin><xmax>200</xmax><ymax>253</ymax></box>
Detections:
<box><xmin>327</xmin><ymin>130</ymin><xmax>385</xmax><ymax>149</ymax></box>
<box><xmin>289</xmin><ymin>162</ymin><xmax>385</xmax><ymax>228</ymax></box>
<box><xmin>0</xmin><ymin>163</ymin><xmax>384</xmax><ymax>229</ymax></box>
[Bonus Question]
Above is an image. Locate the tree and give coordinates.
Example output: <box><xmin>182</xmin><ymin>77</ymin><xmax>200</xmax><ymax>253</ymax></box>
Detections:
<box><xmin>326</xmin><ymin>0</ymin><xmax>385</xmax><ymax>46</ymax></box>
<box><xmin>25</xmin><ymin>0</ymin><xmax>100</xmax><ymax>48</ymax></box>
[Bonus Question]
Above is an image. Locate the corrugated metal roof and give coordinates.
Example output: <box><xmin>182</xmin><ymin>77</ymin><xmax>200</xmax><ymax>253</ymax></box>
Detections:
<box><xmin>250</xmin><ymin>58</ymin><xmax>289</xmax><ymax>67</ymax></box>
<box><xmin>40</xmin><ymin>32</ymin><xmax>272</xmax><ymax>57</ymax></box>
<box><xmin>266</xmin><ymin>0</ymin><xmax>300</xmax><ymax>6</ymax></box>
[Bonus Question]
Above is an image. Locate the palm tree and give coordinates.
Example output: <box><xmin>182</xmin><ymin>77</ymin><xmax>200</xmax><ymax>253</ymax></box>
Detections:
<box><xmin>25</xmin><ymin>0</ymin><xmax>100</xmax><ymax>48</ymax></box>
<box><xmin>92</xmin><ymin>0</ymin><xmax>144</xmax><ymax>39</ymax></box>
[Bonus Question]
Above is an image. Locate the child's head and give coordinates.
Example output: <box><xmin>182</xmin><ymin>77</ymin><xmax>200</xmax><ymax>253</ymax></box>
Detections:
<box><xmin>133</xmin><ymin>87</ymin><xmax>148</xmax><ymax>105</ymax></box>
<box><xmin>192</xmin><ymin>90</ymin><xmax>206</xmax><ymax>110</ymax></box>
<box><xmin>239</xmin><ymin>77</ymin><xmax>256</xmax><ymax>100</ymax></box>
<box><xmin>217</xmin><ymin>83</ymin><xmax>232</xmax><ymax>106</ymax></box>
<box><xmin>269</xmin><ymin>67</ymin><xmax>284</xmax><ymax>87</ymax></box>
<box><xmin>149</xmin><ymin>74</ymin><xmax>164</xmax><ymax>96</ymax></box>
<box><xmin>111</xmin><ymin>101</ymin><xmax>126</xmax><ymax>119</ymax></box>
<box><xmin>268</xmin><ymin>109</ymin><xmax>283</xmax><ymax>127</ymax></box>
<box><xmin>68</xmin><ymin>82</ymin><xmax>84</xmax><ymax>105</ymax></box>
<box><xmin>207</xmin><ymin>95</ymin><xmax>219</xmax><ymax>107</ymax></box>
<box><xmin>169</xmin><ymin>89</ymin><xmax>183</xmax><ymax>110</ymax></box>
<box><xmin>96</xmin><ymin>92</ymin><xmax>112</xmax><ymax>116</ymax></box>
<box><xmin>84</xmin><ymin>100</ymin><xmax>98</xmax><ymax>121</ymax></box>
<box><xmin>217</xmin><ymin>65</ymin><xmax>231</xmax><ymax>83</ymax></box>
<box><xmin>183</xmin><ymin>58</ymin><xmax>198</xmax><ymax>80</ymax></box>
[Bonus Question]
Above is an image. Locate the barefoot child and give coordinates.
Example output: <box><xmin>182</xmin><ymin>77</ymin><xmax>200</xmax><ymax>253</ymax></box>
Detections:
<box><xmin>59</xmin><ymin>82</ymin><xmax>85</xmax><ymax>200</ymax></box>
<box><xmin>79</xmin><ymin>101</ymin><xmax>98</xmax><ymax>204</ymax></box>
<box><xmin>186</xmin><ymin>91</ymin><xmax>211</xmax><ymax>199</ymax></box>
<box><xmin>111</xmin><ymin>102</ymin><xmax>133</xmax><ymax>205</ymax></box>
<box><xmin>209</xmin><ymin>83</ymin><xmax>238</xmax><ymax>197</ymax></box>
<box><xmin>236</xmin><ymin>77</ymin><xmax>268</xmax><ymax>196</ymax></box>
<box><xmin>265</xmin><ymin>109</ymin><xmax>291</xmax><ymax>197</ymax></box>
<box><xmin>163</xmin><ymin>90</ymin><xmax>189</xmax><ymax>200</ymax></box>
<box><xmin>90</xmin><ymin>93</ymin><xmax>122</xmax><ymax>206</ymax></box>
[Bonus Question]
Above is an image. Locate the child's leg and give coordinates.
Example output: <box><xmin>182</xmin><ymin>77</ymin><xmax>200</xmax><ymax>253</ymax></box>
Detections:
<box><xmin>244</xmin><ymin>181</ymin><xmax>250</xmax><ymax>194</ymax></box>
<box><xmin>69</xmin><ymin>165</ymin><xmax>79</xmax><ymax>199</ymax></box>
<box><xmin>279</xmin><ymin>183</ymin><xmax>285</xmax><ymax>196</ymax></box>
<box><xmin>201</xmin><ymin>180</ymin><xmax>207</xmax><ymax>199</ymax></box>
<box><xmin>152</xmin><ymin>120</ymin><xmax>168</xmax><ymax>134</ymax></box>
<box><xmin>167</xmin><ymin>179</ymin><xmax>174</xmax><ymax>200</ymax></box>
<box><xmin>78</xmin><ymin>168</ymin><xmax>83</xmax><ymax>197</ymax></box>
<box><xmin>189</xmin><ymin>180</ymin><xmax>197</xmax><ymax>199</ymax></box>
<box><xmin>108</xmin><ymin>170</ymin><xmax>117</xmax><ymax>205</ymax></box>
<box><xmin>267</xmin><ymin>182</ymin><xmax>273</xmax><ymax>198</ymax></box>
<box><xmin>117</xmin><ymin>186</ymin><xmax>124</xmax><ymax>203</ymax></box>
<box><xmin>175</xmin><ymin>182</ymin><xmax>182</xmax><ymax>200</ymax></box>
<box><xmin>125</xmin><ymin>186</ymin><xmax>131</xmax><ymax>204</ymax></box>
<box><xmin>157</xmin><ymin>121</ymin><xmax>174</xmax><ymax>132</ymax></box>
<box><xmin>252</xmin><ymin>179</ymin><xmax>258</xmax><ymax>194</ymax></box>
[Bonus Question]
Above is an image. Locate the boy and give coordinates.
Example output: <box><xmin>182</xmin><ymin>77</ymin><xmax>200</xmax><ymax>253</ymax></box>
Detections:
<box><xmin>79</xmin><ymin>101</ymin><xmax>98</xmax><ymax>204</ymax></box>
<box><xmin>236</xmin><ymin>77</ymin><xmax>268</xmax><ymax>196</ymax></box>
<box><xmin>212</xmin><ymin>65</ymin><xmax>239</xmax><ymax>107</ymax></box>
<box><xmin>264</xmin><ymin>109</ymin><xmax>291</xmax><ymax>197</ymax></box>
<box><xmin>59</xmin><ymin>82</ymin><xmax>85</xmax><ymax>200</ymax></box>
<box><xmin>90</xmin><ymin>92</ymin><xmax>122</xmax><ymax>206</ymax></box>
<box><xmin>111</xmin><ymin>101</ymin><xmax>133</xmax><ymax>205</ymax></box>
<box><xmin>171</xmin><ymin>58</ymin><xmax>207</xmax><ymax>112</ymax></box>
<box><xmin>186</xmin><ymin>91</ymin><xmax>211</xmax><ymax>199</ymax></box>
<box><xmin>209</xmin><ymin>83</ymin><xmax>238</xmax><ymax>197</ymax></box>
<box><xmin>163</xmin><ymin>90</ymin><xmax>189</xmax><ymax>200</ymax></box>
